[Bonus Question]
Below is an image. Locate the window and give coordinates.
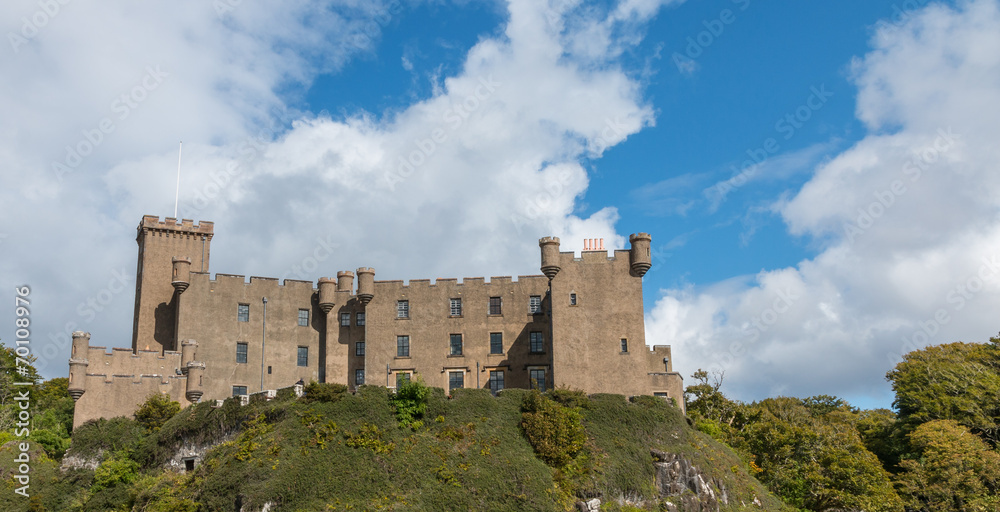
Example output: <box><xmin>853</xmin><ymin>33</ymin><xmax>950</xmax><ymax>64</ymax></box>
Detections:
<box><xmin>448</xmin><ymin>371</ymin><xmax>464</xmax><ymax>393</ymax></box>
<box><xmin>530</xmin><ymin>368</ymin><xmax>547</xmax><ymax>392</ymax></box>
<box><xmin>183</xmin><ymin>458</ymin><xmax>195</xmax><ymax>472</ymax></box>
<box><xmin>530</xmin><ymin>331</ymin><xmax>544</xmax><ymax>354</ymax></box>
<box><xmin>238</xmin><ymin>304</ymin><xmax>249</xmax><ymax>322</ymax></box>
<box><xmin>450</xmin><ymin>298</ymin><xmax>462</xmax><ymax>316</ymax></box>
<box><xmin>620</xmin><ymin>338</ymin><xmax>629</xmax><ymax>353</ymax></box>
<box><xmin>267</xmin><ymin>366</ymin><xmax>272</xmax><ymax>375</ymax></box>
<box><xmin>397</xmin><ymin>300</ymin><xmax>409</xmax><ymax>318</ymax></box>
<box><xmin>529</xmin><ymin>295</ymin><xmax>542</xmax><ymax>314</ymax></box>
<box><xmin>355</xmin><ymin>342</ymin><xmax>365</xmax><ymax>356</ymax></box>
<box><xmin>356</xmin><ymin>312</ymin><xmax>365</xmax><ymax>326</ymax></box>
<box><xmin>355</xmin><ymin>369</ymin><xmax>365</xmax><ymax>386</ymax></box>
<box><xmin>236</xmin><ymin>342</ymin><xmax>248</xmax><ymax>364</ymax></box>
<box><xmin>450</xmin><ymin>334</ymin><xmax>463</xmax><ymax>356</ymax></box>
<box><xmin>298</xmin><ymin>309</ymin><xmax>309</xmax><ymax>326</ymax></box>
<box><xmin>570</xmin><ymin>293</ymin><xmax>577</xmax><ymax>306</ymax></box>
<box><xmin>490</xmin><ymin>332</ymin><xmax>503</xmax><ymax>355</ymax></box>
<box><xmin>489</xmin><ymin>296</ymin><xmax>502</xmax><ymax>315</ymax></box>
<box><xmin>396</xmin><ymin>372</ymin><xmax>411</xmax><ymax>388</ymax></box>
<box><xmin>297</xmin><ymin>346</ymin><xmax>308</xmax><ymax>367</ymax></box>
<box><xmin>488</xmin><ymin>370</ymin><xmax>504</xmax><ymax>396</ymax></box>
<box><xmin>340</xmin><ymin>312</ymin><xmax>350</xmax><ymax>326</ymax></box>
<box><xmin>232</xmin><ymin>385</ymin><xmax>247</xmax><ymax>396</ymax></box>
<box><xmin>397</xmin><ymin>335</ymin><xmax>410</xmax><ymax>357</ymax></box>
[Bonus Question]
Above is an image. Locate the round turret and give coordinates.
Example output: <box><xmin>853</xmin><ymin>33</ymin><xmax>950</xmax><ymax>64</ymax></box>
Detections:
<box><xmin>185</xmin><ymin>361</ymin><xmax>206</xmax><ymax>403</ymax></box>
<box><xmin>68</xmin><ymin>331</ymin><xmax>90</xmax><ymax>401</ymax></box>
<box><xmin>337</xmin><ymin>271</ymin><xmax>355</xmax><ymax>293</ymax></box>
<box><xmin>356</xmin><ymin>267</ymin><xmax>375</xmax><ymax>305</ymax></box>
<box><xmin>628</xmin><ymin>233</ymin><xmax>652</xmax><ymax>277</ymax></box>
<box><xmin>318</xmin><ymin>277</ymin><xmax>337</xmax><ymax>313</ymax></box>
<box><xmin>171</xmin><ymin>257</ymin><xmax>192</xmax><ymax>293</ymax></box>
<box><xmin>539</xmin><ymin>237</ymin><xmax>562</xmax><ymax>279</ymax></box>
<box><xmin>180</xmin><ymin>339</ymin><xmax>198</xmax><ymax>374</ymax></box>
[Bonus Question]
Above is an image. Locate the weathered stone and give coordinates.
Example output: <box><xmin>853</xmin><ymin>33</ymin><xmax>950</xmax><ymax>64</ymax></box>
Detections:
<box><xmin>651</xmin><ymin>450</ymin><xmax>729</xmax><ymax>512</ymax></box>
<box><xmin>576</xmin><ymin>498</ymin><xmax>601</xmax><ymax>511</ymax></box>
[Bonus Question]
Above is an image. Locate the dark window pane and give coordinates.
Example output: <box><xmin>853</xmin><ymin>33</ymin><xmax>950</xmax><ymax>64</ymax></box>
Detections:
<box><xmin>490</xmin><ymin>332</ymin><xmax>503</xmax><ymax>354</ymax></box>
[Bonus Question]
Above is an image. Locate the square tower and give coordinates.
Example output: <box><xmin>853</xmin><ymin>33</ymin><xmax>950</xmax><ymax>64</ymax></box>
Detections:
<box><xmin>131</xmin><ymin>216</ymin><xmax>213</xmax><ymax>353</ymax></box>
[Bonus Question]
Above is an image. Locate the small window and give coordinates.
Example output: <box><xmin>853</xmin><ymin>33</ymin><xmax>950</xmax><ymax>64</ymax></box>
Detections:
<box><xmin>529</xmin><ymin>368</ymin><xmax>547</xmax><ymax>392</ymax></box>
<box><xmin>450</xmin><ymin>298</ymin><xmax>462</xmax><ymax>316</ymax></box>
<box><xmin>238</xmin><ymin>304</ymin><xmax>249</xmax><ymax>322</ymax></box>
<box><xmin>232</xmin><ymin>385</ymin><xmax>247</xmax><ymax>396</ymax></box>
<box><xmin>570</xmin><ymin>293</ymin><xmax>577</xmax><ymax>306</ymax></box>
<box><xmin>529</xmin><ymin>295</ymin><xmax>542</xmax><ymax>314</ymax></box>
<box><xmin>356</xmin><ymin>312</ymin><xmax>365</xmax><ymax>326</ymax></box>
<box><xmin>397</xmin><ymin>335</ymin><xmax>410</xmax><ymax>357</ymax></box>
<box><xmin>396</xmin><ymin>372</ymin><xmax>411</xmax><ymax>388</ymax></box>
<box><xmin>297</xmin><ymin>346</ymin><xmax>308</xmax><ymax>367</ymax></box>
<box><xmin>236</xmin><ymin>342</ymin><xmax>248</xmax><ymax>364</ymax></box>
<box><xmin>183</xmin><ymin>458</ymin><xmax>195</xmax><ymax>471</ymax></box>
<box><xmin>449</xmin><ymin>371</ymin><xmax>464</xmax><ymax>393</ymax></box>
<box><xmin>397</xmin><ymin>300</ymin><xmax>409</xmax><ymax>318</ymax></box>
<box><xmin>450</xmin><ymin>334</ymin><xmax>463</xmax><ymax>356</ymax></box>
<box><xmin>530</xmin><ymin>331</ymin><xmax>544</xmax><ymax>354</ymax></box>
<box><xmin>267</xmin><ymin>365</ymin><xmax>272</xmax><ymax>375</ymax></box>
<box><xmin>489</xmin><ymin>296</ymin><xmax>502</xmax><ymax>315</ymax></box>
<box><xmin>340</xmin><ymin>312</ymin><xmax>350</xmax><ymax>326</ymax></box>
<box><xmin>355</xmin><ymin>342</ymin><xmax>365</xmax><ymax>356</ymax></box>
<box><xmin>355</xmin><ymin>369</ymin><xmax>365</xmax><ymax>386</ymax></box>
<box><xmin>298</xmin><ymin>309</ymin><xmax>309</xmax><ymax>326</ymax></box>
<box><xmin>488</xmin><ymin>370</ymin><xmax>504</xmax><ymax>396</ymax></box>
<box><xmin>620</xmin><ymin>338</ymin><xmax>628</xmax><ymax>353</ymax></box>
<box><xmin>489</xmin><ymin>332</ymin><xmax>503</xmax><ymax>355</ymax></box>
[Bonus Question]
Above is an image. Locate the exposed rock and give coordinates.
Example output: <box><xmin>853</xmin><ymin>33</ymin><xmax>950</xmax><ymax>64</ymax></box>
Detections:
<box><xmin>576</xmin><ymin>498</ymin><xmax>601</xmax><ymax>511</ymax></box>
<box><xmin>651</xmin><ymin>450</ymin><xmax>729</xmax><ymax>512</ymax></box>
<box><xmin>60</xmin><ymin>452</ymin><xmax>101</xmax><ymax>471</ymax></box>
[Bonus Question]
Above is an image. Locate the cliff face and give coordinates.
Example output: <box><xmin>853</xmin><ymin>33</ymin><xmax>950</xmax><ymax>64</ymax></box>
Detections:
<box><xmin>13</xmin><ymin>387</ymin><xmax>791</xmax><ymax>512</ymax></box>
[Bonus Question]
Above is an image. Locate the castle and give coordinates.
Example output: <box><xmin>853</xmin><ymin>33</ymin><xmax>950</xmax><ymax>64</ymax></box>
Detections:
<box><xmin>68</xmin><ymin>215</ymin><xmax>684</xmax><ymax>427</ymax></box>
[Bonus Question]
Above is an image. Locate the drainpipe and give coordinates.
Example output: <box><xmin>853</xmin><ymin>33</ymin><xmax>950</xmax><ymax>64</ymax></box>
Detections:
<box><xmin>260</xmin><ymin>296</ymin><xmax>267</xmax><ymax>392</ymax></box>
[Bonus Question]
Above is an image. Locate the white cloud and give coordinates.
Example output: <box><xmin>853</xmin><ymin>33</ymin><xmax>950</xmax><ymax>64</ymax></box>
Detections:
<box><xmin>0</xmin><ymin>0</ymin><xmax>672</xmax><ymax>377</ymax></box>
<box><xmin>649</xmin><ymin>0</ymin><xmax>1000</xmax><ymax>407</ymax></box>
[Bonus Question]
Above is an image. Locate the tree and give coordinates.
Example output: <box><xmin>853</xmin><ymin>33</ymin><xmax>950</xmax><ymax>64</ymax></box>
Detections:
<box><xmin>887</xmin><ymin>338</ymin><xmax>1000</xmax><ymax>446</ymax></box>
<box><xmin>895</xmin><ymin>420</ymin><xmax>1000</xmax><ymax>511</ymax></box>
<box><xmin>134</xmin><ymin>393</ymin><xmax>181</xmax><ymax>433</ymax></box>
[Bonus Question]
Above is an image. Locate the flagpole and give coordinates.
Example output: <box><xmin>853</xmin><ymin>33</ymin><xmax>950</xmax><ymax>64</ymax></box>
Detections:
<box><xmin>174</xmin><ymin>141</ymin><xmax>182</xmax><ymax>218</ymax></box>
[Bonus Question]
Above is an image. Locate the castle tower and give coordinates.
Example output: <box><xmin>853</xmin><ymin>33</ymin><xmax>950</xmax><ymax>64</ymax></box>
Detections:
<box><xmin>318</xmin><ymin>277</ymin><xmax>337</xmax><ymax>313</ymax></box>
<box><xmin>356</xmin><ymin>267</ymin><xmax>375</xmax><ymax>305</ymax></box>
<box><xmin>180</xmin><ymin>339</ymin><xmax>198</xmax><ymax>374</ymax></box>
<box><xmin>131</xmin><ymin>216</ymin><xmax>213</xmax><ymax>353</ymax></box>
<box><xmin>68</xmin><ymin>331</ymin><xmax>90</xmax><ymax>401</ymax></box>
<box><xmin>628</xmin><ymin>233</ymin><xmax>652</xmax><ymax>277</ymax></box>
<box><xmin>539</xmin><ymin>237</ymin><xmax>561</xmax><ymax>279</ymax></box>
<box><xmin>337</xmin><ymin>271</ymin><xmax>355</xmax><ymax>293</ymax></box>
<box><xmin>185</xmin><ymin>361</ymin><xmax>205</xmax><ymax>403</ymax></box>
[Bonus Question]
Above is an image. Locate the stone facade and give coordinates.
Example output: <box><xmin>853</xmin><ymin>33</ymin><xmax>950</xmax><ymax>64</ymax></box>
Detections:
<box><xmin>69</xmin><ymin>216</ymin><xmax>684</xmax><ymax>427</ymax></box>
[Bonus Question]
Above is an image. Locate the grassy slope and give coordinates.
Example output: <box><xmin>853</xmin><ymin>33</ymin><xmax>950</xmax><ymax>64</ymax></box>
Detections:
<box><xmin>2</xmin><ymin>387</ymin><xmax>791</xmax><ymax>511</ymax></box>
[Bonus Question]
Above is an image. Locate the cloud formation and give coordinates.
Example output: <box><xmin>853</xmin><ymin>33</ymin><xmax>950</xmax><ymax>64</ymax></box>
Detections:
<box><xmin>649</xmin><ymin>0</ymin><xmax>1000</xmax><ymax>406</ymax></box>
<box><xmin>1</xmin><ymin>0</ymin><xmax>672</xmax><ymax>376</ymax></box>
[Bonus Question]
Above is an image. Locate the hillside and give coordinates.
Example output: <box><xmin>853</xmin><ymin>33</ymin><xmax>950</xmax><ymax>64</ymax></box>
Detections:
<box><xmin>3</xmin><ymin>384</ymin><xmax>790</xmax><ymax>511</ymax></box>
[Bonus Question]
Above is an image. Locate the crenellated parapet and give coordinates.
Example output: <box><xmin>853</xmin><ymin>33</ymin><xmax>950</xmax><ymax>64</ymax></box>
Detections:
<box><xmin>139</xmin><ymin>215</ymin><xmax>215</xmax><ymax>237</ymax></box>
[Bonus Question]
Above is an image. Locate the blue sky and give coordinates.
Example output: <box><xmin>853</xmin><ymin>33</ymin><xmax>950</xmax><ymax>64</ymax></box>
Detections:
<box><xmin>3</xmin><ymin>0</ymin><xmax>999</xmax><ymax>410</ymax></box>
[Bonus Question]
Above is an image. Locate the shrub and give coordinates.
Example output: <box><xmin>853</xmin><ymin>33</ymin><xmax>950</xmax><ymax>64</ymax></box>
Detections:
<box><xmin>301</xmin><ymin>381</ymin><xmax>348</xmax><ymax>403</ymax></box>
<box><xmin>134</xmin><ymin>393</ymin><xmax>181</xmax><ymax>433</ymax></box>
<box><xmin>392</xmin><ymin>379</ymin><xmax>430</xmax><ymax>428</ymax></box>
<box><xmin>520</xmin><ymin>391</ymin><xmax>586</xmax><ymax>468</ymax></box>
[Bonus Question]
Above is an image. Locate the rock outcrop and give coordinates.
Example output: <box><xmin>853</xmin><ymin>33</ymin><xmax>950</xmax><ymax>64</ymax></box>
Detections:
<box><xmin>652</xmin><ymin>450</ymin><xmax>729</xmax><ymax>512</ymax></box>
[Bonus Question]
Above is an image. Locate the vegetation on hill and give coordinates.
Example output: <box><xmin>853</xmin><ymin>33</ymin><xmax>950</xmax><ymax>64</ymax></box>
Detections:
<box><xmin>2</xmin><ymin>335</ymin><xmax>999</xmax><ymax>511</ymax></box>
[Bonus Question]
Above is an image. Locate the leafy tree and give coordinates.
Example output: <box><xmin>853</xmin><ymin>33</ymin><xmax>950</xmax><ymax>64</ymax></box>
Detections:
<box><xmin>895</xmin><ymin>419</ymin><xmax>1000</xmax><ymax>511</ymax></box>
<box><xmin>391</xmin><ymin>379</ymin><xmax>430</xmax><ymax>428</ymax></box>
<box><xmin>855</xmin><ymin>408</ymin><xmax>904</xmax><ymax>471</ymax></box>
<box><xmin>134</xmin><ymin>393</ymin><xmax>181</xmax><ymax>433</ymax></box>
<box><xmin>887</xmin><ymin>338</ymin><xmax>1000</xmax><ymax>446</ymax></box>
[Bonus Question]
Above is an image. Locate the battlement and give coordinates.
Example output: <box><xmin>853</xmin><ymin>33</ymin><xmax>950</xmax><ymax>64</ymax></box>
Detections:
<box><xmin>376</xmin><ymin>275</ymin><xmax>546</xmax><ymax>289</ymax></box>
<box><xmin>140</xmin><ymin>215</ymin><xmax>214</xmax><ymax>235</ymax></box>
<box><xmin>190</xmin><ymin>272</ymin><xmax>317</xmax><ymax>291</ymax></box>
